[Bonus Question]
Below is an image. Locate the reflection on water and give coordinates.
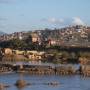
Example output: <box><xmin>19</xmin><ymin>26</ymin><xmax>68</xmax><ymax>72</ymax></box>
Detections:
<box><xmin>0</xmin><ymin>73</ymin><xmax>90</xmax><ymax>90</ymax></box>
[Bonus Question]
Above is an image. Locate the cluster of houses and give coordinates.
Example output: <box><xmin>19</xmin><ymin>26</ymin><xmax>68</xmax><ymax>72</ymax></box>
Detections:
<box><xmin>0</xmin><ymin>48</ymin><xmax>45</xmax><ymax>64</ymax></box>
<box><xmin>0</xmin><ymin>25</ymin><xmax>90</xmax><ymax>47</ymax></box>
<box><xmin>0</xmin><ymin>32</ymin><xmax>27</xmax><ymax>41</ymax></box>
<box><xmin>44</xmin><ymin>25</ymin><xmax>90</xmax><ymax>46</ymax></box>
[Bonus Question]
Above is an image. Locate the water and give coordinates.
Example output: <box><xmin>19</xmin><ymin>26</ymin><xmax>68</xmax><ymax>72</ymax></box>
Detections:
<box><xmin>0</xmin><ymin>73</ymin><xmax>90</xmax><ymax>90</ymax></box>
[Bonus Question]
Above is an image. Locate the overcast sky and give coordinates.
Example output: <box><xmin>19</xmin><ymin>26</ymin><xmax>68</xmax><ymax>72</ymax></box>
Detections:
<box><xmin>0</xmin><ymin>0</ymin><xmax>90</xmax><ymax>33</ymax></box>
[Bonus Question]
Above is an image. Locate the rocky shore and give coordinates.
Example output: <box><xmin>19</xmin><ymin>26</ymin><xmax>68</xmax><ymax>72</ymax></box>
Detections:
<box><xmin>1</xmin><ymin>63</ymin><xmax>90</xmax><ymax>76</ymax></box>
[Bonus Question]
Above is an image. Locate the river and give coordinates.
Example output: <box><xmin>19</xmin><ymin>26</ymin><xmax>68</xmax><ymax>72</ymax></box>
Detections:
<box><xmin>0</xmin><ymin>73</ymin><xmax>90</xmax><ymax>90</ymax></box>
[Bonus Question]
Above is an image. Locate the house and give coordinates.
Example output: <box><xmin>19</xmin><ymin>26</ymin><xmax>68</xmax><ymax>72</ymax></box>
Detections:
<box><xmin>28</xmin><ymin>54</ymin><xmax>42</xmax><ymax>60</ymax></box>
<box><xmin>4</xmin><ymin>48</ymin><xmax>12</xmax><ymax>55</ymax></box>
<box><xmin>48</xmin><ymin>39</ymin><xmax>57</xmax><ymax>46</ymax></box>
<box><xmin>27</xmin><ymin>51</ymin><xmax>45</xmax><ymax>60</ymax></box>
<box><xmin>26</xmin><ymin>51</ymin><xmax>38</xmax><ymax>54</ymax></box>
<box><xmin>13</xmin><ymin>50</ymin><xmax>25</xmax><ymax>55</ymax></box>
<box><xmin>31</xmin><ymin>33</ymin><xmax>40</xmax><ymax>43</ymax></box>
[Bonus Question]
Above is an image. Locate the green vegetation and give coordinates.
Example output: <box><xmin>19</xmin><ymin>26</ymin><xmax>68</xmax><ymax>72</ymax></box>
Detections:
<box><xmin>0</xmin><ymin>36</ymin><xmax>90</xmax><ymax>64</ymax></box>
<box><xmin>43</xmin><ymin>50</ymin><xmax>79</xmax><ymax>64</ymax></box>
<box><xmin>0</xmin><ymin>36</ymin><xmax>46</xmax><ymax>50</ymax></box>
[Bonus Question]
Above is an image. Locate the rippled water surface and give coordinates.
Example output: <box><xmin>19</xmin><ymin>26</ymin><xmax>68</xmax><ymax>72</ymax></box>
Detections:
<box><xmin>0</xmin><ymin>73</ymin><xmax>90</xmax><ymax>90</ymax></box>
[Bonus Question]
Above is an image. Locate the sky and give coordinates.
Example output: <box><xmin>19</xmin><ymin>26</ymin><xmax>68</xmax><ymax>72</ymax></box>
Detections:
<box><xmin>0</xmin><ymin>0</ymin><xmax>90</xmax><ymax>33</ymax></box>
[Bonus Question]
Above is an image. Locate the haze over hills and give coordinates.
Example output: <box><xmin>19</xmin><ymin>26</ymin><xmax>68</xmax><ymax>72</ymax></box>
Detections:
<box><xmin>0</xmin><ymin>31</ymin><xmax>6</xmax><ymax>35</ymax></box>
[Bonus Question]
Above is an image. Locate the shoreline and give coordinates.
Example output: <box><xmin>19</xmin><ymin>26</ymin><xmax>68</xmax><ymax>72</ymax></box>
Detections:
<box><xmin>0</xmin><ymin>63</ymin><xmax>90</xmax><ymax>77</ymax></box>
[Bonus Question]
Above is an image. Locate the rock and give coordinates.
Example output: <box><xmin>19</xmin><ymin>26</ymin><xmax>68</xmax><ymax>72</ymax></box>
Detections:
<box><xmin>15</xmin><ymin>79</ymin><xmax>27</xmax><ymax>88</ymax></box>
<box><xmin>0</xmin><ymin>83</ymin><xmax>5</xmax><ymax>90</ymax></box>
<box><xmin>45</xmin><ymin>81</ymin><xmax>59</xmax><ymax>86</ymax></box>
